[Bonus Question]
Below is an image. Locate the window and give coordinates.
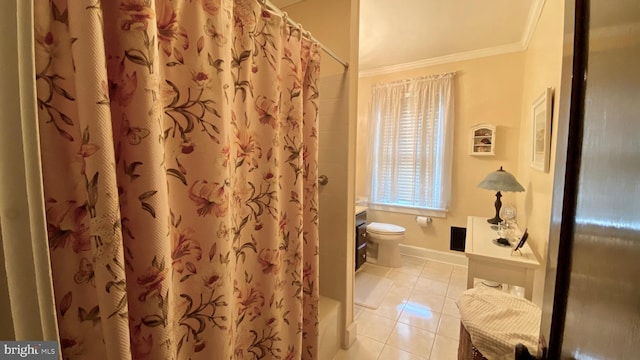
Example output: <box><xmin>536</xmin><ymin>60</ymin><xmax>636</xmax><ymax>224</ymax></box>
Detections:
<box><xmin>368</xmin><ymin>73</ymin><xmax>454</xmax><ymax>213</ymax></box>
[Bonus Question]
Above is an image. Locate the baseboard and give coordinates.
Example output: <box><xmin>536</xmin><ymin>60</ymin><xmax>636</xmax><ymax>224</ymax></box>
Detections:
<box><xmin>399</xmin><ymin>244</ymin><xmax>468</xmax><ymax>267</ymax></box>
<box><xmin>343</xmin><ymin>321</ymin><xmax>357</xmax><ymax>349</ymax></box>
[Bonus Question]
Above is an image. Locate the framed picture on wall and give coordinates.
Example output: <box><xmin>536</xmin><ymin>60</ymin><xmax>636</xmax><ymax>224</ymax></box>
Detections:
<box><xmin>531</xmin><ymin>88</ymin><xmax>553</xmax><ymax>172</ymax></box>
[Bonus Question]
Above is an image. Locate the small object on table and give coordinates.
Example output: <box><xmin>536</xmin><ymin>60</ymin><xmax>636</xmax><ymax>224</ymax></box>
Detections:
<box><xmin>512</xmin><ymin>229</ymin><xmax>529</xmax><ymax>255</ymax></box>
<box><xmin>480</xmin><ymin>280</ymin><xmax>502</xmax><ymax>289</ymax></box>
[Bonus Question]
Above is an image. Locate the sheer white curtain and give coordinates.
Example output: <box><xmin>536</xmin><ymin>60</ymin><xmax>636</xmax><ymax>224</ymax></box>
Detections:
<box><xmin>368</xmin><ymin>73</ymin><xmax>454</xmax><ymax>212</ymax></box>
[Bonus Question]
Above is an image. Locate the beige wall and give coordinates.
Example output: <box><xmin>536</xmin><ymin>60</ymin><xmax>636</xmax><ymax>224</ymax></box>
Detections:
<box><xmin>284</xmin><ymin>0</ymin><xmax>360</xmax><ymax>349</ymax></box>
<box><xmin>357</xmin><ymin>52</ymin><xmax>526</xmax><ymax>252</ymax></box>
<box><xmin>515</xmin><ymin>1</ymin><xmax>564</xmax><ymax>265</ymax></box>
<box><xmin>284</xmin><ymin>0</ymin><xmax>351</xmax><ymax>77</ymax></box>
<box><xmin>514</xmin><ymin>1</ymin><xmax>563</xmax><ymax>306</ymax></box>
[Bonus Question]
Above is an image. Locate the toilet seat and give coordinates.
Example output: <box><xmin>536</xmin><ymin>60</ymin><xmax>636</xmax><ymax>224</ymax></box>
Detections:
<box><xmin>367</xmin><ymin>222</ymin><xmax>405</xmax><ymax>235</ymax></box>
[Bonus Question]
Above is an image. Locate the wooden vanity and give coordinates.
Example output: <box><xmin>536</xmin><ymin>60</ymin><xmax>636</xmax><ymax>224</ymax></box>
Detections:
<box><xmin>355</xmin><ymin>207</ymin><xmax>367</xmax><ymax>270</ymax></box>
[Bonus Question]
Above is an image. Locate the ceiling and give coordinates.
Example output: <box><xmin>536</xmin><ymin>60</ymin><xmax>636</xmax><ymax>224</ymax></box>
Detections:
<box><xmin>272</xmin><ymin>0</ymin><xmax>542</xmax><ymax>74</ymax></box>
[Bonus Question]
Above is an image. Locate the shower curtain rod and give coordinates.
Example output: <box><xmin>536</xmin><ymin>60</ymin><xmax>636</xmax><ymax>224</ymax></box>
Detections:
<box><xmin>264</xmin><ymin>0</ymin><xmax>350</xmax><ymax>69</ymax></box>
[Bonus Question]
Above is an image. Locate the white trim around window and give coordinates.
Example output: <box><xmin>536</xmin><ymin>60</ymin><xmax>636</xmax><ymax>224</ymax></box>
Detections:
<box><xmin>367</xmin><ymin>202</ymin><xmax>448</xmax><ymax>218</ymax></box>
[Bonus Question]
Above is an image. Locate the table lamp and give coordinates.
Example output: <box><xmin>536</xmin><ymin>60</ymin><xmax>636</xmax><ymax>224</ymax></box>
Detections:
<box><xmin>477</xmin><ymin>166</ymin><xmax>524</xmax><ymax>224</ymax></box>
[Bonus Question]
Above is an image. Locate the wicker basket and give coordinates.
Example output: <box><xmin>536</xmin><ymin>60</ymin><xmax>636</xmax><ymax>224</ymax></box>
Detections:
<box><xmin>458</xmin><ymin>323</ymin><xmax>488</xmax><ymax>360</ymax></box>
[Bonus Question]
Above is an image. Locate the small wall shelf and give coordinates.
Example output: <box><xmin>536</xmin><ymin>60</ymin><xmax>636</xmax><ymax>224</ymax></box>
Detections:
<box><xmin>471</xmin><ymin>124</ymin><xmax>496</xmax><ymax>156</ymax></box>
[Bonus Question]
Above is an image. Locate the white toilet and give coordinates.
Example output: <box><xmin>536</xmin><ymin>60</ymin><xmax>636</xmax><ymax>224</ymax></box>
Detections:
<box><xmin>366</xmin><ymin>222</ymin><xmax>405</xmax><ymax>268</ymax></box>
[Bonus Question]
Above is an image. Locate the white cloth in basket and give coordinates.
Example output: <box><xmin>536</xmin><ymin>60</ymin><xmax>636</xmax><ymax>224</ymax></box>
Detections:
<box><xmin>457</xmin><ymin>287</ymin><xmax>541</xmax><ymax>359</ymax></box>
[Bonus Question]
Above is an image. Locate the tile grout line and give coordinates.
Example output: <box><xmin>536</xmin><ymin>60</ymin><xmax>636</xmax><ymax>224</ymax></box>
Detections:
<box><xmin>404</xmin><ymin>259</ymin><xmax>439</xmax><ymax>360</ymax></box>
<box><xmin>353</xmin><ymin>258</ymin><xmax>464</xmax><ymax>360</ymax></box>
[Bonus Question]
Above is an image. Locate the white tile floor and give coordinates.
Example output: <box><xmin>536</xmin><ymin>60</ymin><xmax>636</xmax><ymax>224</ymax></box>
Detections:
<box><xmin>334</xmin><ymin>256</ymin><xmax>467</xmax><ymax>360</ymax></box>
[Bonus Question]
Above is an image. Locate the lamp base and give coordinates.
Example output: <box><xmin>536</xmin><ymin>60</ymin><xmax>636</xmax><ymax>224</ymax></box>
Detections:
<box><xmin>487</xmin><ymin>215</ymin><xmax>502</xmax><ymax>225</ymax></box>
<box><xmin>487</xmin><ymin>191</ymin><xmax>503</xmax><ymax>225</ymax></box>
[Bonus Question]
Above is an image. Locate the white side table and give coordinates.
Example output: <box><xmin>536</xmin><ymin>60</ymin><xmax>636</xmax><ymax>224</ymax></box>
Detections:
<box><xmin>464</xmin><ymin>216</ymin><xmax>540</xmax><ymax>300</ymax></box>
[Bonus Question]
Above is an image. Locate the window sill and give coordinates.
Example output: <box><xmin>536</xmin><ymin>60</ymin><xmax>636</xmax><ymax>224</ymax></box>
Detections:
<box><xmin>367</xmin><ymin>203</ymin><xmax>448</xmax><ymax>218</ymax></box>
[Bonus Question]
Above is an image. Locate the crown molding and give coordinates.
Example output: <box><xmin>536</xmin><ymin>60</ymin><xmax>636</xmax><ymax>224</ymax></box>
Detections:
<box><xmin>521</xmin><ymin>0</ymin><xmax>546</xmax><ymax>49</ymax></box>
<box><xmin>359</xmin><ymin>42</ymin><xmax>524</xmax><ymax>78</ymax></box>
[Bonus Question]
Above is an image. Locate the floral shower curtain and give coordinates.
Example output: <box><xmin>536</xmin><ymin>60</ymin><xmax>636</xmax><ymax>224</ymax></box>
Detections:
<box><xmin>34</xmin><ymin>0</ymin><xmax>320</xmax><ymax>359</ymax></box>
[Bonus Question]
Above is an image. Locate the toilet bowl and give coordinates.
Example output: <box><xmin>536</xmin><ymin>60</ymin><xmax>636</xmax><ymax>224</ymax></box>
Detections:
<box><xmin>366</xmin><ymin>222</ymin><xmax>405</xmax><ymax>268</ymax></box>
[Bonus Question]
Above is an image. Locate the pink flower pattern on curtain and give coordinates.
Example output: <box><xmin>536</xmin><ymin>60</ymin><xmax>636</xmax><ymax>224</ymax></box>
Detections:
<box><xmin>34</xmin><ymin>0</ymin><xmax>320</xmax><ymax>359</ymax></box>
